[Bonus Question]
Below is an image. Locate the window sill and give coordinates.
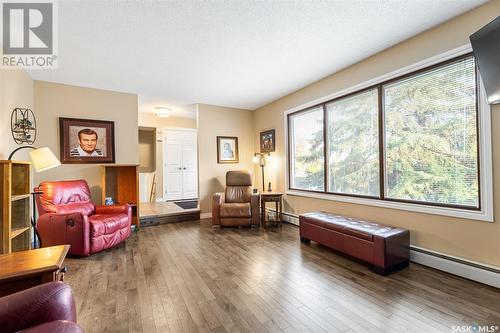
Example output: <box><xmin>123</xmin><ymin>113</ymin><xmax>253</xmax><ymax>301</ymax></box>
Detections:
<box><xmin>286</xmin><ymin>189</ymin><xmax>493</xmax><ymax>222</ymax></box>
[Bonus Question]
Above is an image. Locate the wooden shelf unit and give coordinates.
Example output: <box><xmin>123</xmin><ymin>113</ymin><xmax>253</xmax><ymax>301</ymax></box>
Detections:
<box><xmin>101</xmin><ymin>164</ymin><xmax>140</xmax><ymax>229</ymax></box>
<box><xmin>0</xmin><ymin>161</ymin><xmax>31</xmax><ymax>254</ymax></box>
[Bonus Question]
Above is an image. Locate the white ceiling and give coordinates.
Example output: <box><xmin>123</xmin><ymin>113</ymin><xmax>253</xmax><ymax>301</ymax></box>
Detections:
<box><xmin>29</xmin><ymin>0</ymin><xmax>487</xmax><ymax>117</ymax></box>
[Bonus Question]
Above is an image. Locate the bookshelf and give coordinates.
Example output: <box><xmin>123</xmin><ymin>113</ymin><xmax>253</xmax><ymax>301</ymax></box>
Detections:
<box><xmin>0</xmin><ymin>161</ymin><xmax>31</xmax><ymax>254</ymax></box>
<box><xmin>101</xmin><ymin>164</ymin><xmax>140</xmax><ymax>229</ymax></box>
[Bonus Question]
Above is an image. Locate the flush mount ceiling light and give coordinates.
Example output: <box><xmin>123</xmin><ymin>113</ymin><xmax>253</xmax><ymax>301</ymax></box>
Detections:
<box><xmin>155</xmin><ymin>107</ymin><xmax>172</xmax><ymax>118</ymax></box>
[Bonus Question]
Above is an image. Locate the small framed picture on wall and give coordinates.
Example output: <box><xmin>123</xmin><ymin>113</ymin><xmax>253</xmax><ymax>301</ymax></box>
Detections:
<box><xmin>217</xmin><ymin>136</ymin><xmax>239</xmax><ymax>164</ymax></box>
<box><xmin>260</xmin><ymin>129</ymin><xmax>275</xmax><ymax>153</ymax></box>
<box><xmin>59</xmin><ymin>117</ymin><xmax>115</xmax><ymax>164</ymax></box>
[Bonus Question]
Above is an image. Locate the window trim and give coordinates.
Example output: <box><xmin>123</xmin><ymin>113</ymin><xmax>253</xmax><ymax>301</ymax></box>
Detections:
<box><xmin>284</xmin><ymin>45</ymin><xmax>493</xmax><ymax>222</ymax></box>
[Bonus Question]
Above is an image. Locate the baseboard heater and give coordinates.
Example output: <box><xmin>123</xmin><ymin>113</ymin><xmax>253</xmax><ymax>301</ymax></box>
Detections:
<box><xmin>265</xmin><ymin>208</ymin><xmax>500</xmax><ymax>289</ymax></box>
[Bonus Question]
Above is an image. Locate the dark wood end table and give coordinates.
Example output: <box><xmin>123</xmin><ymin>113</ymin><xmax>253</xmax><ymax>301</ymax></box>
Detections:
<box><xmin>0</xmin><ymin>245</ymin><xmax>70</xmax><ymax>297</ymax></box>
<box><xmin>260</xmin><ymin>192</ymin><xmax>283</xmax><ymax>227</ymax></box>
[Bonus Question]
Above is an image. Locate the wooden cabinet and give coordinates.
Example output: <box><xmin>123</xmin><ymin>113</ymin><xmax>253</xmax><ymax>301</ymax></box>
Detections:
<box><xmin>0</xmin><ymin>161</ymin><xmax>31</xmax><ymax>254</ymax></box>
<box><xmin>101</xmin><ymin>164</ymin><xmax>140</xmax><ymax>228</ymax></box>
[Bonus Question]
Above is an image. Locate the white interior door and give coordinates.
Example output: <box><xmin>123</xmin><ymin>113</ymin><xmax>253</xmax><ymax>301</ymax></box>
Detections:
<box><xmin>163</xmin><ymin>128</ymin><xmax>198</xmax><ymax>201</ymax></box>
<box><xmin>181</xmin><ymin>131</ymin><xmax>198</xmax><ymax>199</ymax></box>
<box><xmin>164</xmin><ymin>130</ymin><xmax>183</xmax><ymax>200</ymax></box>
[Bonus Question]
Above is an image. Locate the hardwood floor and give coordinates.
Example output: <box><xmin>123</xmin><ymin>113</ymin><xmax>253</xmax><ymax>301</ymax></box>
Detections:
<box><xmin>64</xmin><ymin>220</ymin><xmax>500</xmax><ymax>333</ymax></box>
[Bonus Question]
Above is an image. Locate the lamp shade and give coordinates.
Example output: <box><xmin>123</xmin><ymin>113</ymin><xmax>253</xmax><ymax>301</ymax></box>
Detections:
<box><xmin>29</xmin><ymin>147</ymin><xmax>61</xmax><ymax>172</ymax></box>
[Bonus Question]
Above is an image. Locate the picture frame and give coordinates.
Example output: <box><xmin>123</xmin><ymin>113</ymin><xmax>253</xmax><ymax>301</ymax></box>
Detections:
<box><xmin>260</xmin><ymin>129</ymin><xmax>275</xmax><ymax>153</ymax></box>
<box><xmin>59</xmin><ymin>117</ymin><xmax>115</xmax><ymax>164</ymax></box>
<box><xmin>217</xmin><ymin>136</ymin><xmax>239</xmax><ymax>164</ymax></box>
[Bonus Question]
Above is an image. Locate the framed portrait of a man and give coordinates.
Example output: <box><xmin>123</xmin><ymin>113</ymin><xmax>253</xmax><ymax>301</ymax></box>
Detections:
<box><xmin>217</xmin><ymin>136</ymin><xmax>239</xmax><ymax>164</ymax></box>
<box><xmin>59</xmin><ymin>117</ymin><xmax>115</xmax><ymax>163</ymax></box>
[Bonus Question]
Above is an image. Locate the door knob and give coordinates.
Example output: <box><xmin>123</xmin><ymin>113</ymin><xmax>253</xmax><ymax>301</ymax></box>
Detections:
<box><xmin>183</xmin><ymin>167</ymin><xmax>187</xmax><ymax>170</ymax></box>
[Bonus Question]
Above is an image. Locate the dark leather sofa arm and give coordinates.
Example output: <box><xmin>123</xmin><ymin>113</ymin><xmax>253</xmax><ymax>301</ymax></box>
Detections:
<box><xmin>0</xmin><ymin>282</ymin><xmax>78</xmax><ymax>333</ymax></box>
<box><xmin>212</xmin><ymin>193</ymin><xmax>225</xmax><ymax>225</ymax></box>
<box><xmin>95</xmin><ymin>204</ymin><xmax>131</xmax><ymax>216</ymax></box>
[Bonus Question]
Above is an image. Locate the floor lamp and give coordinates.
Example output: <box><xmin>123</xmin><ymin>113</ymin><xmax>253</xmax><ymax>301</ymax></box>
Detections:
<box><xmin>253</xmin><ymin>152</ymin><xmax>272</xmax><ymax>192</ymax></box>
<box><xmin>8</xmin><ymin>146</ymin><xmax>61</xmax><ymax>248</ymax></box>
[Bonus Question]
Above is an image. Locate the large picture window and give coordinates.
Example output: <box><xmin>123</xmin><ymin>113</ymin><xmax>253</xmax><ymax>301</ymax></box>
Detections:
<box><xmin>288</xmin><ymin>54</ymin><xmax>481</xmax><ymax>210</ymax></box>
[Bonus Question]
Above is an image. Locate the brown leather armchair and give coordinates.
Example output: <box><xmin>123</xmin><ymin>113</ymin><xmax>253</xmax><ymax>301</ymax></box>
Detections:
<box><xmin>212</xmin><ymin>170</ymin><xmax>260</xmax><ymax>227</ymax></box>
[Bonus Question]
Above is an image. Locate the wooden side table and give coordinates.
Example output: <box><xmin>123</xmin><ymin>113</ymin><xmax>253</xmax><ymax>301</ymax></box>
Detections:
<box><xmin>261</xmin><ymin>192</ymin><xmax>283</xmax><ymax>227</ymax></box>
<box><xmin>0</xmin><ymin>245</ymin><xmax>69</xmax><ymax>297</ymax></box>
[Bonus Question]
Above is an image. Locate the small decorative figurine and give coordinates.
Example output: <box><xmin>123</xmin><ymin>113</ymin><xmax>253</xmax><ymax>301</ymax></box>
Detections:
<box><xmin>267</xmin><ymin>182</ymin><xmax>272</xmax><ymax>192</ymax></box>
<box><xmin>105</xmin><ymin>197</ymin><xmax>114</xmax><ymax>205</ymax></box>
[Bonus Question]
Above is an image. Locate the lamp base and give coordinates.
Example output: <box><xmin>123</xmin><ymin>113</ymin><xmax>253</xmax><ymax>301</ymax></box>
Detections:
<box><xmin>31</xmin><ymin>191</ymin><xmax>43</xmax><ymax>248</ymax></box>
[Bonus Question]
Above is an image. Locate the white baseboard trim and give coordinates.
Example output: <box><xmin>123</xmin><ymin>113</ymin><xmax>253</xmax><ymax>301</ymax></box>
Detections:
<box><xmin>155</xmin><ymin>197</ymin><xmax>164</xmax><ymax>202</ymax></box>
<box><xmin>200</xmin><ymin>212</ymin><xmax>212</xmax><ymax>219</ymax></box>
<box><xmin>265</xmin><ymin>208</ymin><xmax>500</xmax><ymax>288</ymax></box>
<box><xmin>410</xmin><ymin>247</ymin><xmax>500</xmax><ymax>288</ymax></box>
<box><xmin>281</xmin><ymin>212</ymin><xmax>299</xmax><ymax>225</ymax></box>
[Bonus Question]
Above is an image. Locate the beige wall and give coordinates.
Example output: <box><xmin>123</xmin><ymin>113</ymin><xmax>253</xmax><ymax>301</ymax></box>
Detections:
<box><xmin>198</xmin><ymin>104</ymin><xmax>254</xmax><ymax>213</ymax></box>
<box><xmin>138</xmin><ymin>112</ymin><xmax>197</xmax><ymax>200</ymax></box>
<box><xmin>34</xmin><ymin>81</ymin><xmax>138</xmax><ymax>203</ymax></box>
<box><xmin>0</xmin><ymin>69</ymin><xmax>34</xmax><ymax>162</ymax></box>
<box><xmin>253</xmin><ymin>0</ymin><xmax>500</xmax><ymax>267</ymax></box>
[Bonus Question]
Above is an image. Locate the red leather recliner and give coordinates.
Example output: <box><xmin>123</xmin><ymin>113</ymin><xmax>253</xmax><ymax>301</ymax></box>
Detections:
<box><xmin>35</xmin><ymin>179</ymin><xmax>131</xmax><ymax>256</ymax></box>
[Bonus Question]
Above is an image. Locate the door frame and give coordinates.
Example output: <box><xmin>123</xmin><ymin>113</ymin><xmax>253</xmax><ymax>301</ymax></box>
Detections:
<box><xmin>162</xmin><ymin>127</ymin><xmax>199</xmax><ymax>202</ymax></box>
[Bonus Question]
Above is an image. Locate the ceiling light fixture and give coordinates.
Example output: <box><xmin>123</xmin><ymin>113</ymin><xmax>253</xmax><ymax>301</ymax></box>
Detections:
<box><xmin>155</xmin><ymin>107</ymin><xmax>172</xmax><ymax>118</ymax></box>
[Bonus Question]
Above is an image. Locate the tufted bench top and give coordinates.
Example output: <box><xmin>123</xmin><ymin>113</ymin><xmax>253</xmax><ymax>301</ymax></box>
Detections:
<box><xmin>300</xmin><ymin>211</ymin><xmax>397</xmax><ymax>241</ymax></box>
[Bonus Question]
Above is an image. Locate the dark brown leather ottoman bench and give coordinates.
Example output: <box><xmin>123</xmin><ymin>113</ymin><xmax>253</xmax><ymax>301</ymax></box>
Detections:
<box><xmin>299</xmin><ymin>211</ymin><xmax>410</xmax><ymax>275</ymax></box>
